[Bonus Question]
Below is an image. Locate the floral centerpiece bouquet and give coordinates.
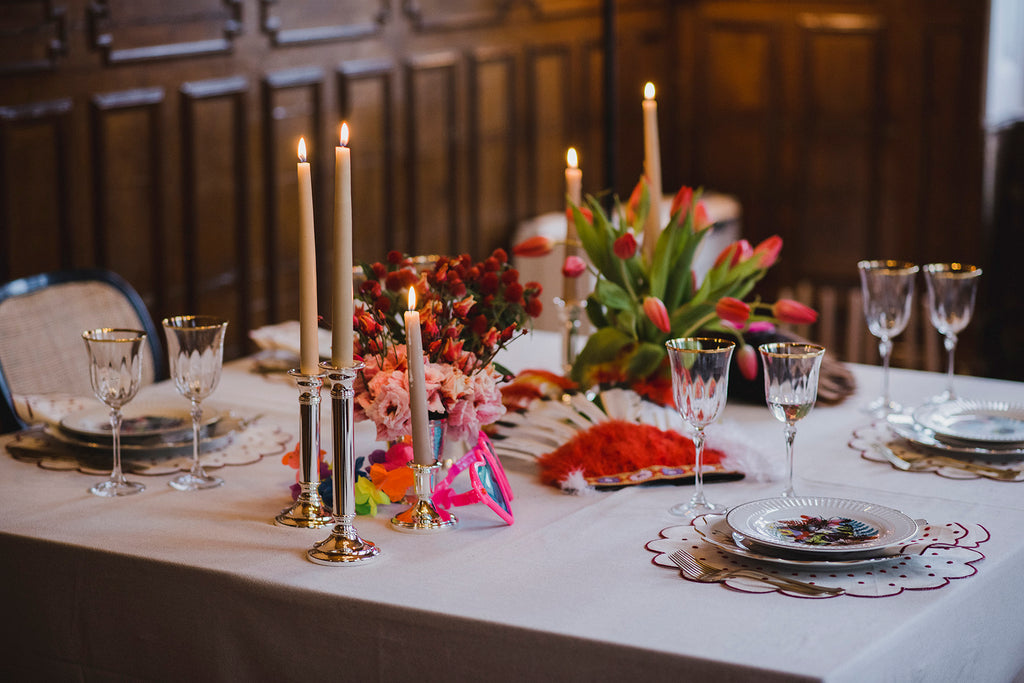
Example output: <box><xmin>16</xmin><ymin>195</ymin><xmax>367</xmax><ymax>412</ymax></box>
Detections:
<box><xmin>353</xmin><ymin>249</ymin><xmax>543</xmax><ymax>443</ymax></box>
<box><xmin>518</xmin><ymin>177</ymin><xmax>817</xmax><ymax>406</ymax></box>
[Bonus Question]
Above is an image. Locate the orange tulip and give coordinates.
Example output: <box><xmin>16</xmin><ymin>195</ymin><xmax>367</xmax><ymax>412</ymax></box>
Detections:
<box><xmin>512</xmin><ymin>235</ymin><xmax>554</xmax><ymax>257</ymax></box>
<box><xmin>773</xmin><ymin>299</ymin><xmax>818</xmax><ymax>325</ymax></box>
<box><xmin>642</xmin><ymin>296</ymin><xmax>671</xmax><ymax>333</ymax></box>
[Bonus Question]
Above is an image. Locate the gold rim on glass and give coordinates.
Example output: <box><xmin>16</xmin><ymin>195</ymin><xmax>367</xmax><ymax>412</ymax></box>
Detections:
<box><xmin>857</xmin><ymin>259</ymin><xmax>919</xmax><ymax>275</ymax></box>
<box><xmin>758</xmin><ymin>342</ymin><xmax>826</xmax><ymax>359</ymax></box>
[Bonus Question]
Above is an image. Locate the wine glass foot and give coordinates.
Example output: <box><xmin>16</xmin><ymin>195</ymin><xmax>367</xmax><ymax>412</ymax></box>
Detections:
<box><xmin>864</xmin><ymin>395</ymin><xmax>902</xmax><ymax>418</ymax></box>
<box><xmin>90</xmin><ymin>479</ymin><xmax>145</xmax><ymax>497</ymax></box>
<box><xmin>668</xmin><ymin>498</ymin><xmax>725</xmax><ymax>519</ymax></box>
<box><xmin>168</xmin><ymin>472</ymin><xmax>224</xmax><ymax>491</ymax></box>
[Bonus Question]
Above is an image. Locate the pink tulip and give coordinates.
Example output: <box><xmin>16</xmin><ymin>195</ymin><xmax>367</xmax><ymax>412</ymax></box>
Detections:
<box><xmin>562</xmin><ymin>255</ymin><xmax>587</xmax><ymax>278</ymax></box>
<box><xmin>713</xmin><ymin>239</ymin><xmax>753</xmax><ymax>269</ymax></box>
<box><xmin>773</xmin><ymin>299</ymin><xmax>818</xmax><ymax>325</ymax></box>
<box><xmin>613</xmin><ymin>231</ymin><xmax>638</xmax><ymax>259</ymax></box>
<box><xmin>642</xmin><ymin>296</ymin><xmax>671</xmax><ymax>333</ymax></box>
<box><xmin>752</xmin><ymin>235</ymin><xmax>783</xmax><ymax>268</ymax></box>
<box><xmin>512</xmin><ymin>235</ymin><xmax>554</xmax><ymax>257</ymax></box>
<box><xmin>715</xmin><ymin>297</ymin><xmax>751</xmax><ymax>326</ymax></box>
<box><xmin>736</xmin><ymin>344</ymin><xmax>758</xmax><ymax>380</ymax></box>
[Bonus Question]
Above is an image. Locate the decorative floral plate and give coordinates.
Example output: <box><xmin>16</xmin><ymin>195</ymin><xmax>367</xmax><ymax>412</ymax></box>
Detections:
<box><xmin>693</xmin><ymin>515</ymin><xmax>897</xmax><ymax>568</ymax></box>
<box><xmin>725</xmin><ymin>497</ymin><xmax>919</xmax><ymax>556</ymax></box>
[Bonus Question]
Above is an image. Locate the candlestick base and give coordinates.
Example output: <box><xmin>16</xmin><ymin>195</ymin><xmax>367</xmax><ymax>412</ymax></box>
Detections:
<box><xmin>556</xmin><ymin>297</ymin><xmax>584</xmax><ymax>375</ymax></box>
<box><xmin>275</xmin><ymin>369</ymin><xmax>332</xmax><ymax>528</ymax></box>
<box><xmin>307</xmin><ymin>520</ymin><xmax>381</xmax><ymax>564</ymax></box>
<box><xmin>390</xmin><ymin>462</ymin><xmax>457</xmax><ymax>533</ymax></box>
<box><xmin>275</xmin><ymin>486</ymin><xmax>333</xmax><ymax>528</ymax></box>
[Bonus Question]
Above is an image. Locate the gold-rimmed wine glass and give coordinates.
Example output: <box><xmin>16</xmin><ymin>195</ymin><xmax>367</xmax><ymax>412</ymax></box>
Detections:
<box><xmin>665</xmin><ymin>337</ymin><xmax>735</xmax><ymax>519</ymax></box>
<box><xmin>82</xmin><ymin>328</ymin><xmax>148</xmax><ymax>497</ymax></box>
<box><xmin>759</xmin><ymin>343</ymin><xmax>826</xmax><ymax>498</ymax></box>
<box><xmin>163</xmin><ymin>315</ymin><xmax>228</xmax><ymax>491</ymax></box>
<box><xmin>923</xmin><ymin>263</ymin><xmax>982</xmax><ymax>402</ymax></box>
<box><xmin>857</xmin><ymin>260</ymin><xmax>919</xmax><ymax>416</ymax></box>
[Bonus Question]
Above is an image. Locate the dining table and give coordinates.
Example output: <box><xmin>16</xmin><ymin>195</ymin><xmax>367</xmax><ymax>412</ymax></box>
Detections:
<box><xmin>2</xmin><ymin>329</ymin><xmax>1023</xmax><ymax>682</ymax></box>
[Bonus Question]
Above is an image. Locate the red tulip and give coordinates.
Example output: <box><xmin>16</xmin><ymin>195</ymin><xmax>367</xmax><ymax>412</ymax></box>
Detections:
<box><xmin>693</xmin><ymin>203</ymin><xmax>712</xmax><ymax>232</ymax></box>
<box><xmin>773</xmin><ymin>299</ymin><xmax>818</xmax><ymax>325</ymax></box>
<box><xmin>626</xmin><ymin>178</ymin><xmax>646</xmax><ymax>226</ymax></box>
<box><xmin>715</xmin><ymin>297</ymin><xmax>751</xmax><ymax>326</ymax></box>
<box><xmin>642</xmin><ymin>296</ymin><xmax>671</xmax><ymax>333</ymax></box>
<box><xmin>752</xmin><ymin>235</ymin><xmax>783</xmax><ymax>269</ymax></box>
<box><xmin>613</xmin><ymin>231</ymin><xmax>638</xmax><ymax>259</ymax></box>
<box><xmin>566</xmin><ymin>206</ymin><xmax>594</xmax><ymax>224</ymax></box>
<box><xmin>562</xmin><ymin>255</ymin><xmax>587</xmax><ymax>278</ymax></box>
<box><xmin>512</xmin><ymin>235</ymin><xmax>554</xmax><ymax>257</ymax></box>
<box><xmin>670</xmin><ymin>186</ymin><xmax>694</xmax><ymax>218</ymax></box>
<box><xmin>736</xmin><ymin>344</ymin><xmax>758</xmax><ymax>380</ymax></box>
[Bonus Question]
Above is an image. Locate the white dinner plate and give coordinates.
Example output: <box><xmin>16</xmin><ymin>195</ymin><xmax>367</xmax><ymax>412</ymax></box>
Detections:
<box><xmin>725</xmin><ymin>497</ymin><xmax>919</xmax><ymax>556</ymax></box>
<box><xmin>59</xmin><ymin>399</ymin><xmax>222</xmax><ymax>444</ymax></box>
<box><xmin>887</xmin><ymin>412</ymin><xmax>1024</xmax><ymax>457</ymax></box>
<box><xmin>692</xmin><ymin>515</ymin><xmax>898</xmax><ymax>568</ymax></box>
<box><xmin>913</xmin><ymin>400</ymin><xmax>1024</xmax><ymax>446</ymax></box>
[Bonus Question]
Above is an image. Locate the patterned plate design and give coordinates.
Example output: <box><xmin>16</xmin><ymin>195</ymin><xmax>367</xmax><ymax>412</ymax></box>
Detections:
<box><xmin>726</xmin><ymin>497</ymin><xmax>919</xmax><ymax>556</ymax></box>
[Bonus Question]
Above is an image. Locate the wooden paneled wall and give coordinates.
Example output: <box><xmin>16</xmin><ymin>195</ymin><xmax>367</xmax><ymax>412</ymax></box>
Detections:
<box><xmin>0</xmin><ymin>0</ymin><xmax>992</xmax><ymax>373</ymax></box>
<box><xmin>0</xmin><ymin>0</ymin><xmax>674</xmax><ymax>362</ymax></box>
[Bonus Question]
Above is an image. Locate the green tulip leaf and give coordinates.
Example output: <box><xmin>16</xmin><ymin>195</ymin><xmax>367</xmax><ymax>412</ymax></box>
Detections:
<box><xmin>595</xmin><ymin>279</ymin><xmax>633</xmax><ymax>311</ymax></box>
<box><xmin>627</xmin><ymin>341</ymin><xmax>666</xmax><ymax>378</ymax></box>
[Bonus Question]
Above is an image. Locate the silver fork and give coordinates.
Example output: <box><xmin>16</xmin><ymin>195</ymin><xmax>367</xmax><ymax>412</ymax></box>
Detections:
<box><xmin>669</xmin><ymin>550</ymin><xmax>844</xmax><ymax>596</ymax></box>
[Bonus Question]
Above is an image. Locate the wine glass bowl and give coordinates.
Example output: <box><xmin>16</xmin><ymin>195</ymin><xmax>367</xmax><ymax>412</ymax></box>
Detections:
<box><xmin>758</xmin><ymin>342</ymin><xmax>826</xmax><ymax>498</ymax></box>
<box><xmin>857</xmin><ymin>260</ymin><xmax>919</xmax><ymax>416</ymax></box>
<box><xmin>665</xmin><ymin>337</ymin><xmax>735</xmax><ymax>519</ymax></box>
<box><xmin>82</xmin><ymin>328</ymin><xmax>148</xmax><ymax>497</ymax></box>
<box><xmin>163</xmin><ymin>315</ymin><xmax>228</xmax><ymax>491</ymax></box>
<box><xmin>923</xmin><ymin>263</ymin><xmax>982</xmax><ymax>402</ymax></box>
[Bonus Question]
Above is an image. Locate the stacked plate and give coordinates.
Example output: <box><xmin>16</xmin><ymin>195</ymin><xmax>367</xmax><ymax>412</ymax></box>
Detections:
<box><xmin>694</xmin><ymin>496</ymin><xmax>921</xmax><ymax>569</ymax></box>
<box><xmin>887</xmin><ymin>399</ymin><xmax>1024</xmax><ymax>457</ymax></box>
<box><xmin>47</xmin><ymin>399</ymin><xmax>237</xmax><ymax>457</ymax></box>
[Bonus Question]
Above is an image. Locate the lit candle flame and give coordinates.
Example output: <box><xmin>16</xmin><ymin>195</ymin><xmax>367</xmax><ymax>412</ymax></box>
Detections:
<box><xmin>408</xmin><ymin>287</ymin><xmax>416</xmax><ymax>310</ymax></box>
<box><xmin>340</xmin><ymin>122</ymin><xmax>349</xmax><ymax>147</ymax></box>
<box><xmin>644</xmin><ymin>82</ymin><xmax>655</xmax><ymax>100</ymax></box>
<box><xmin>567</xmin><ymin>147</ymin><xmax>578</xmax><ymax>169</ymax></box>
<box><xmin>297</xmin><ymin>137</ymin><xmax>307</xmax><ymax>162</ymax></box>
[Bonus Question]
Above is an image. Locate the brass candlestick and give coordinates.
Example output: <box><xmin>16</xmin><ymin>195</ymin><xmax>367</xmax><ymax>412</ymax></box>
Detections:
<box><xmin>308</xmin><ymin>361</ymin><xmax>380</xmax><ymax>565</ymax></box>
<box><xmin>275</xmin><ymin>369</ymin><xmax>332</xmax><ymax>528</ymax></box>
<box><xmin>390</xmin><ymin>420</ymin><xmax>457</xmax><ymax>533</ymax></box>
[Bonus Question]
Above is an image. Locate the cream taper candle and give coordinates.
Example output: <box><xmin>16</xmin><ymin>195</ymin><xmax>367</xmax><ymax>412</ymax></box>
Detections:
<box><xmin>332</xmin><ymin>122</ymin><xmax>354</xmax><ymax>368</ymax></box>
<box><xmin>297</xmin><ymin>137</ymin><xmax>319</xmax><ymax>375</ymax></box>
<box><xmin>564</xmin><ymin>147</ymin><xmax>583</xmax><ymax>303</ymax></box>
<box><xmin>642</xmin><ymin>82</ymin><xmax>662</xmax><ymax>262</ymax></box>
<box><xmin>404</xmin><ymin>288</ymin><xmax>432</xmax><ymax>466</ymax></box>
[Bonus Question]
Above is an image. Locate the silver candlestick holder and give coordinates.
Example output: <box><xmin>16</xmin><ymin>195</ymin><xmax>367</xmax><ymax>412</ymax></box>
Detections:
<box><xmin>275</xmin><ymin>369</ymin><xmax>333</xmax><ymax>528</ymax></box>
<box><xmin>308</xmin><ymin>361</ymin><xmax>380</xmax><ymax>565</ymax></box>
<box><xmin>390</xmin><ymin>420</ymin><xmax>457</xmax><ymax>533</ymax></box>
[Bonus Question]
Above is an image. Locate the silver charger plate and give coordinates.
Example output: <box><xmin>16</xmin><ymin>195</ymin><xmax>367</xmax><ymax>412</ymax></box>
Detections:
<box><xmin>725</xmin><ymin>497</ymin><xmax>919</xmax><ymax>556</ymax></box>
<box><xmin>887</xmin><ymin>412</ymin><xmax>1024</xmax><ymax>457</ymax></box>
<box><xmin>692</xmin><ymin>515</ymin><xmax>898</xmax><ymax>568</ymax></box>
<box><xmin>913</xmin><ymin>400</ymin><xmax>1024</xmax><ymax>446</ymax></box>
<box><xmin>46</xmin><ymin>412</ymin><xmax>242</xmax><ymax>458</ymax></box>
<box><xmin>58</xmin><ymin>399</ymin><xmax>223</xmax><ymax>445</ymax></box>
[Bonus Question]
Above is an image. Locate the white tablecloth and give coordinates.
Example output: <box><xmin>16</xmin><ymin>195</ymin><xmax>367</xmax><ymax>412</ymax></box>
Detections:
<box><xmin>2</xmin><ymin>331</ymin><xmax>1024</xmax><ymax>682</ymax></box>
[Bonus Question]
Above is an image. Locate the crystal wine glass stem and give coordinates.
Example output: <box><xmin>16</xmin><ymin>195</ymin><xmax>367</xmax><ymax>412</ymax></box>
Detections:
<box><xmin>690</xmin><ymin>427</ymin><xmax>709</xmax><ymax>507</ymax></box>
<box><xmin>109</xmin><ymin>407</ymin><xmax>127</xmax><ymax>486</ymax></box>
<box><xmin>189</xmin><ymin>398</ymin><xmax>203</xmax><ymax>477</ymax></box>
<box><xmin>782</xmin><ymin>423</ymin><xmax>797</xmax><ymax>497</ymax></box>
<box><xmin>944</xmin><ymin>332</ymin><xmax>958</xmax><ymax>399</ymax></box>
<box><xmin>878</xmin><ymin>336</ymin><xmax>893</xmax><ymax>407</ymax></box>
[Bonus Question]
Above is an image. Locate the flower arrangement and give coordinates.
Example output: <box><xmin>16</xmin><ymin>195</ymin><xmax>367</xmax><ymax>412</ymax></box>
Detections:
<box><xmin>353</xmin><ymin>249</ymin><xmax>543</xmax><ymax>442</ymax></box>
<box><xmin>517</xmin><ymin>177</ymin><xmax>816</xmax><ymax>405</ymax></box>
